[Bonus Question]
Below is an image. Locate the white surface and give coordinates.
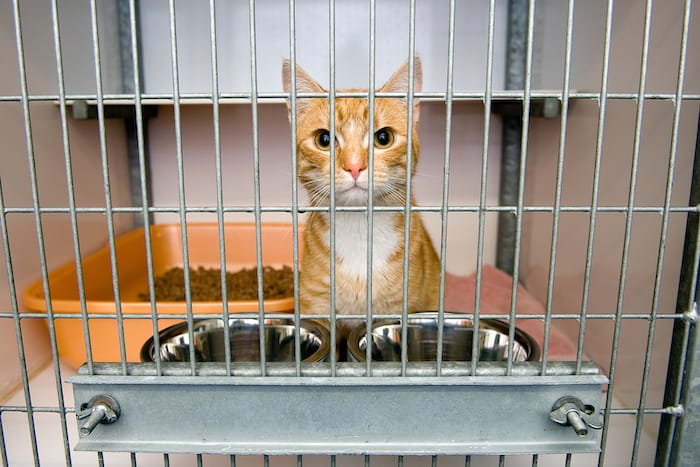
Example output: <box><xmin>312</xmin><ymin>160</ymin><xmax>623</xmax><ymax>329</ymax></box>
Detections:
<box><xmin>139</xmin><ymin>0</ymin><xmax>507</xmax><ymax>95</ymax></box>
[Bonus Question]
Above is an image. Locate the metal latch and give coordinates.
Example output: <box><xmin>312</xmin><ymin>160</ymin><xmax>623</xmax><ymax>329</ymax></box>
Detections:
<box><xmin>550</xmin><ymin>396</ymin><xmax>602</xmax><ymax>437</ymax></box>
<box><xmin>77</xmin><ymin>395</ymin><xmax>121</xmax><ymax>436</ymax></box>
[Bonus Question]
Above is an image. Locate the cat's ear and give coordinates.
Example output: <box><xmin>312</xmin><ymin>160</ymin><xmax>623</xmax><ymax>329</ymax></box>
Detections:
<box><xmin>379</xmin><ymin>57</ymin><xmax>422</xmax><ymax>121</ymax></box>
<box><xmin>282</xmin><ymin>59</ymin><xmax>326</xmax><ymax>119</ymax></box>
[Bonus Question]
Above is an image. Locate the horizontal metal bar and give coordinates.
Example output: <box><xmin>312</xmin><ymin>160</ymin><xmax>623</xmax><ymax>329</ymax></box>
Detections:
<box><xmin>0</xmin><ymin>406</ymin><xmax>75</xmax><ymax>414</ymax></box>
<box><xmin>2</xmin><ymin>401</ymin><xmax>677</xmax><ymax>417</ymax></box>
<box><xmin>2</xmin><ymin>312</ymin><xmax>687</xmax><ymax>321</ymax></box>
<box><xmin>3</xmin><ymin>205</ymin><xmax>699</xmax><ymax>215</ymax></box>
<box><xmin>76</xmin><ymin>362</ymin><xmax>605</xmax><ymax>378</ymax></box>
<box><xmin>70</xmin><ymin>369</ymin><xmax>605</xmax><ymax>455</ymax></box>
<box><xmin>2</xmin><ymin>91</ymin><xmax>700</xmax><ymax>104</ymax></box>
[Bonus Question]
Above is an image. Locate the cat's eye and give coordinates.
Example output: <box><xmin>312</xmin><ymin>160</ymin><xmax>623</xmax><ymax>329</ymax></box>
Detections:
<box><xmin>374</xmin><ymin>128</ymin><xmax>394</xmax><ymax>148</ymax></box>
<box><xmin>314</xmin><ymin>130</ymin><xmax>335</xmax><ymax>150</ymax></box>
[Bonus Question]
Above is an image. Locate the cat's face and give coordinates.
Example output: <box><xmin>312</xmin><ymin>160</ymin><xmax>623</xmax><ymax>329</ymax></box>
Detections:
<box><xmin>283</xmin><ymin>59</ymin><xmax>422</xmax><ymax>207</ymax></box>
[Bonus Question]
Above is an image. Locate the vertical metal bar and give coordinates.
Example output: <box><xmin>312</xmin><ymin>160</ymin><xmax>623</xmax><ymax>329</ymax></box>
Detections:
<box><xmin>632</xmin><ymin>0</ymin><xmax>681</xmax><ymax>461</ymax></box>
<box><xmin>400</xmin><ymin>0</ymin><xmax>418</xmax><ymax>374</ymax></box>
<box><xmin>577</xmin><ymin>0</ymin><xmax>615</xmax><ymax>374</ymax></box>
<box><xmin>658</xmin><ymin>135</ymin><xmax>700</xmax><ymax>462</ymax></box>
<box><xmin>656</xmin><ymin>2</ymin><xmax>697</xmax><ymax>464</ymax></box>
<box><xmin>472</xmin><ymin>0</ymin><xmax>497</xmax><ymax>375</ymax></box>
<box><xmin>599</xmin><ymin>0</ymin><xmax>653</xmax><ymax>461</ymax></box>
<box><xmin>670</xmin><ymin>302</ymin><xmax>700</xmax><ymax>466</ymax></box>
<box><xmin>328</xmin><ymin>0</ymin><xmax>338</xmax><ymax>375</ymax></box>
<box><xmin>0</xmin><ymin>413</ymin><xmax>7</xmax><ymax>466</ymax></box>
<box><xmin>0</xmin><ymin>184</ymin><xmax>40</xmax><ymax>465</ymax></box>
<box><xmin>531</xmin><ymin>454</ymin><xmax>538</xmax><ymax>466</ymax></box>
<box><xmin>50</xmin><ymin>0</ymin><xmax>94</xmax><ymax>374</ymax></box>
<box><xmin>506</xmin><ymin>0</ymin><xmax>535</xmax><ymax>375</ymax></box>
<box><xmin>464</xmin><ymin>455</ymin><xmax>471</xmax><ymax>467</ymax></box>
<box><xmin>541</xmin><ymin>0</ymin><xmax>575</xmax><ymax>376</ymax></box>
<box><xmin>118</xmin><ymin>0</ymin><xmax>152</xmax><ymax>228</ymax></box>
<box><xmin>287</xmin><ymin>0</ymin><xmax>302</xmax><ymax>374</ymax></box>
<box><xmin>497</xmin><ymin>0</ymin><xmax>527</xmax><ymax>274</ymax></box>
<box><xmin>247</xmin><ymin>0</ymin><xmax>267</xmax><ymax>374</ymax></box>
<box><xmin>208</xmin><ymin>0</ymin><xmax>232</xmax><ymax>375</ymax></box>
<box><xmin>365</xmin><ymin>0</ymin><xmax>376</xmax><ymax>373</ymax></box>
<box><xmin>11</xmin><ymin>1</ymin><xmax>73</xmax><ymax>464</ymax></box>
<box><xmin>89</xmin><ymin>0</ymin><xmax>129</xmax><ymax>372</ymax></box>
<box><xmin>365</xmin><ymin>0</ymin><xmax>378</xmax><ymax>375</ymax></box>
<box><xmin>435</xmin><ymin>0</ymin><xmax>457</xmax><ymax>376</ymax></box>
<box><xmin>498</xmin><ymin>455</ymin><xmax>505</xmax><ymax>467</ymax></box>
<box><xmin>97</xmin><ymin>451</ymin><xmax>105</xmax><ymax>467</ymax></box>
<box><xmin>231</xmin><ymin>454</ymin><xmax>237</xmax><ymax>467</ymax></box>
<box><xmin>128</xmin><ymin>0</ymin><xmax>160</xmax><ymax>375</ymax></box>
<box><xmin>166</xmin><ymin>0</ymin><xmax>196</xmax><ymax>373</ymax></box>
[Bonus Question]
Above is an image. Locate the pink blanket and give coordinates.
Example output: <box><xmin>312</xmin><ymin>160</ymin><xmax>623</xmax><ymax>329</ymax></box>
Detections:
<box><xmin>445</xmin><ymin>265</ymin><xmax>578</xmax><ymax>361</ymax></box>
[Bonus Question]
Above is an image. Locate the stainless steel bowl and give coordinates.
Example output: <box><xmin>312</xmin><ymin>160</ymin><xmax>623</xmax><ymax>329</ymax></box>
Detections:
<box><xmin>141</xmin><ymin>318</ymin><xmax>331</xmax><ymax>363</ymax></box>
<box><xmin>347</xmin><ymin>314</ymin><xmax>539</xmax><ymax>362</ymax></box>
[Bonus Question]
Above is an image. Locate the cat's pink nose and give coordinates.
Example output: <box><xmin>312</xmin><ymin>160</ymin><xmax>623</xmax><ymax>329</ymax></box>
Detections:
<box><xmin>343</xmin><ymin>161</ymin><xmax>367</xmax><ymax>181</ymax></box>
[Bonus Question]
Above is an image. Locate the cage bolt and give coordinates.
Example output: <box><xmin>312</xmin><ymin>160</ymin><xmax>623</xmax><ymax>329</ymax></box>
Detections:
<box><xmin>77</xmin><ymin>395</ymin><xmax>121</xmax><ymax>436</ymax></box>
<box><xmin>550</xmin><ymin>396</ymin><xmax>602</xmax><ymax>437</ymax></box>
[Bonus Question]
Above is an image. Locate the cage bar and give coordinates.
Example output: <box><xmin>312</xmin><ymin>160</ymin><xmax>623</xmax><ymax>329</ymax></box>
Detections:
<box><xmin>10</xmin><ymin>0</ymin><xmax>74</xmax><ymax>463</ymax></box>
<box><xmin>129</xmin><ymin>0</ymin><xmax>161</xmax><ymax>377</ymax></box>
<box><xmin>541</xmin><ymin>0</ymin><xmax>575</xmax><ymax>376</ymax></box>
<box><xmin>327</xmin><ymin>0</ymin><xmax>338</xmax><ymax>375</ymax></box>
<box><xmin>165</xmin><ymin>0</ymin><xmax>197</xmax><ymax>374</ymax></box>
<box><xmin>435</xmin><ymin>0</ymin><xmax>457</xmax><ymax>375</ymax></box>
<box><xmin>599</xmin><ymin>0</ymin><xmax>650</xmax><ymax>461</ymax></box>
<box><xmin>0</xmin><ymin>181</ymin><xmax>40</xmax><ymax>464</ymax></box>
<box><xmin>207</xmin><ymin>0</ymin><xmax>233</xmax><ymax>375</ymax></box>
<box><xmin>506</xmin><ymin>0</ymin><xmax>536</xmax><ymax>375</ymax></box>
<box><xmin>366</xmin><ymin>0</ymin><xmax>376</xmax><ymax>372</ymax></box>
<box><xmin>400</xmin><ymin>0</ymin><xmax>419</xmax><ymax>372</ymax></box>
<box><xmin>287</xmin><ymin>0</ymin><xmax>303</xmax><ymax>374</ymax></box>
<box><xmin>50</xmin><ymin>0</ymin><xmax>95</xmax><ymax>375</ymax></box>
<box><xmin>472</xmin><ymin>0</ymin><xmax>497</xmax><ymax>377</ymax></box>
<box><xmin>632</xmin><ymin>0</ymin><xmax>690</xmax><ymax>461</ymax></box>
<box><xmin>247</xmin><ymin>0</ymin><xmax>268</xmax><ymax>375</ymax></box>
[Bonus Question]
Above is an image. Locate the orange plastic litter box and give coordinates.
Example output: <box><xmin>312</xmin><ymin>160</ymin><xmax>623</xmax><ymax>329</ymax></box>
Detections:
<box><xmin>22</xmin><ymin>223</ymin><xmax>302</xmax><ymax>369</ymax></box>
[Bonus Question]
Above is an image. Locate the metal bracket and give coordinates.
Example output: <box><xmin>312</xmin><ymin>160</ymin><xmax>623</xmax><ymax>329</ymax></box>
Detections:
<box><xmin>70</xmin><ymin>366</ymin><xmax>606</xmax><ymax>456</ymax></box>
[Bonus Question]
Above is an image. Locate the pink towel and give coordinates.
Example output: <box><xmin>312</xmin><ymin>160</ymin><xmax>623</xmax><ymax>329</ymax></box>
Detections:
<box><xmin>444</xmin><ymin>265</ymin><xmax>579</xmax><ymax>361</ymax></box>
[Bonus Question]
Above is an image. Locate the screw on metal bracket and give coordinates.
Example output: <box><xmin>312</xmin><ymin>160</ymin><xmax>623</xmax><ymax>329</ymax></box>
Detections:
<box><xmin>77</xmin><ymin>395</ymin><xmax>121</xmax><ymax>436</ymax></box>
<box><xmin>550</xmin><ymin>396</ymin><xmax>602</xmax><ymax>437</ymax></box>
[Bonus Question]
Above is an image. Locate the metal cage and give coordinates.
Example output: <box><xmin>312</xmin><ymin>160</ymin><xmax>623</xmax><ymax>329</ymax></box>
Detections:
<box><xmin>0</xmin><ymin>0</ymin><xmax>698</xmax><ymax>466</ymax></box>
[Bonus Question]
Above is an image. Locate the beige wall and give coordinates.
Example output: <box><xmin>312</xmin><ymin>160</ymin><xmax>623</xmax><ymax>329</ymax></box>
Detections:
<box><xmin>519</xmin><ymin>0</ymin><xmax>700</xmax><ymax>436</ymax></box>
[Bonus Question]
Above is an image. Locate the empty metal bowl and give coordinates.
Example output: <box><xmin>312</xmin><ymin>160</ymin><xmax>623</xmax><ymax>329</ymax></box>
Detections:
<box><xmin>141</xmin><ymin>318</ymin><xmax>331</xmax><ymax>363</ymax></box>
<box><xmin>347</xmin><ymin>314</ymin><xmax>539</xmax><ymax>362</ymax></box>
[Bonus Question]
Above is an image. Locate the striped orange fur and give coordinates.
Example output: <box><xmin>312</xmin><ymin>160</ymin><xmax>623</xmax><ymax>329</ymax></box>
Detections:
<box><xmin>282</xmin><ymin>58</ymin><xmax>440</xmax><ymax>320</ymax></box>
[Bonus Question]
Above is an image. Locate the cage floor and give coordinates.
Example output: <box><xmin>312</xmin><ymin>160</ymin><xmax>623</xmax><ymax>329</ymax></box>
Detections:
<box><xmin>3</xmin><ymin>363</ymin><xmax>656</xmax><ymax>467</ymax></box>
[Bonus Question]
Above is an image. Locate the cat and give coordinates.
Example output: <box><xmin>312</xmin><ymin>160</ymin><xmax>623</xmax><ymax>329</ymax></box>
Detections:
<box><xmin>282</xmin><ymin>58</ymin><xmax>441</xmax><ymax>326</ymax></box>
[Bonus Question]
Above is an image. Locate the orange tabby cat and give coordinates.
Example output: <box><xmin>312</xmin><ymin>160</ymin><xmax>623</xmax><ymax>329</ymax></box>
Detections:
<box><xmin>282</xmin><ymin>58</ymin><xmax>440</xmax><ymax>320</ymax></box>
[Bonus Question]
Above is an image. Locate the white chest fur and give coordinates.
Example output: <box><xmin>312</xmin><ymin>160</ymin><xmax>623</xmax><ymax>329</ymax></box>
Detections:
<box><xmin>321</xmin><ymin>211</ymin><xmax>400</xmax><ymax>279</ymax></box>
